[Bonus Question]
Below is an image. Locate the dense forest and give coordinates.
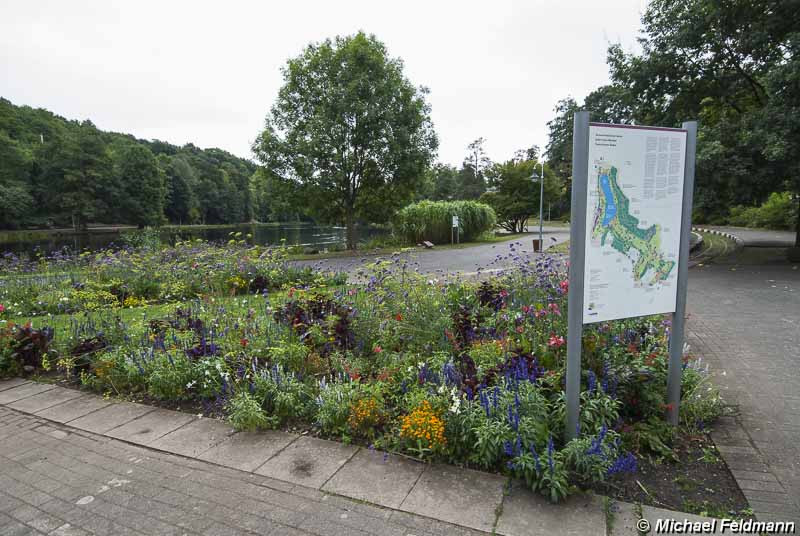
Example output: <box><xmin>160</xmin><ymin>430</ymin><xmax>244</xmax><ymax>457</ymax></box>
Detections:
<box><xmin>0</xmin><ymin>98</ymin><xmax>300</xmax><ymax>230</ymax></box>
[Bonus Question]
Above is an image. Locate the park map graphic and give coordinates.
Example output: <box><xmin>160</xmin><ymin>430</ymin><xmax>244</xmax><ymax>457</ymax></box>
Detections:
<box><xmin>590</xmin><ymin>164</ymin><xmax>675</xmax><ymax>285</ymax></box>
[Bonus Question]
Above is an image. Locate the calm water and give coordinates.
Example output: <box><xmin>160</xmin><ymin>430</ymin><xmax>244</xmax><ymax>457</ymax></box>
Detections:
<box><xmin>0</xmin><ymin>224</ymin><xmax>390</xmax><ymax>255</ymax></box>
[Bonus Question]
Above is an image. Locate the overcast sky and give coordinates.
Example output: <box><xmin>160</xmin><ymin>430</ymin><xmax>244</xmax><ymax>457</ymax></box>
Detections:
<box><xmin>1</xmin><ymin>0</ymin><xmax>647</xmax><ymax>166</ymax></box>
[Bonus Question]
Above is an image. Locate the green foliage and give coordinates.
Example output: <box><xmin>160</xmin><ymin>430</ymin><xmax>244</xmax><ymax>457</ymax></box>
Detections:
<box><xmin>729</xmin><ymin>192</ymin><xmax>798</xmax><ymax>230</ymax></box>
<box><xmin>392</xmin><ymin>200</ymin><xmax>496</xmax><ymax>244</ymax></box>
<box><xmin>481</xmin><ymin>158</ymin><xmax>562</xmax><ymax>233</ymax></box>
<box><xmin>117</xmin><ymin>144</ymin><xmax>166</xmax><ymax>227</ymax></box>
<box><xmin>680</xmin><ymin>366</ymin><xmax>724</xmax><ymax>432</ymax></box>
<box><xmin>315</xmin><ymin>380</ymin><xmax>362</xmax><ymax>437</ymax></box>
<box><xmin>253</xmin><ymin>31</ymin><xmax>438</xmax><ymax>249</ymax></box>
<box><xmin>546</xmin><ymin>0</ymin><xmax>800</xmax><ymax>238</ymax></box>
<box><xmin>147</xmin><ymin>352</ymin><xmax>196</xmax><ymax>400</ymax></box>
<box><xmin>228</xmin><ymin>391</ymin><xmax>272</xmax><ymax>431</ymax></box>
<box><xmin>0</xmin><ymin>97</ymin><xmax>257</xmax><ymax>229</ymax></box>
<box><xmin>251</xmin><ymin>366</ymin><xmax>315</xmax><ymax>427</ymax></box>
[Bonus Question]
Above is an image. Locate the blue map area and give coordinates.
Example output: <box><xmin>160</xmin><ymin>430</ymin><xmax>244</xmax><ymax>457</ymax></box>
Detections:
<box><xmin>600</xmin><ymin>173</ymin><xmax>617</xmax><ymax>226</ymax></box>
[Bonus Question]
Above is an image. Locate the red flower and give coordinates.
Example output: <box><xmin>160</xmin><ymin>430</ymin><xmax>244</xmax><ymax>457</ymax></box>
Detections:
<box><xmin>288</xmin><ymin>287</ymin><xmax>296</xmax><ymax>298</ymax></box>
<box><xmin>395</xmin><ymin>313</ymin><xmax>403</xmax><ymax>321</ymax></box>
<box><xmin>559</xmin><ymin>280</ymin><xmax>569</xmax><ymax>293</ymax></box>
<box><xmin>0</xmin><ymin>304</ymin><xmax>4</xmax><ymax>313</ymax></box>
<box><xmin>373</xmin><ymin>345</ymin><xmax>383</xmax><ymax>354</ymax></box>
<box><xmin>240</xmin><ymin>338</ymin><xmax>249</xmax><ymax>348</ymax></box>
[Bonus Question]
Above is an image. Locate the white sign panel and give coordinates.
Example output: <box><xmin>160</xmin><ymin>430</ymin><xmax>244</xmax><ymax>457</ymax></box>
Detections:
<box><xmin>452</xmin><ymin>215</ymin><xmax>459</xmax><ymax>227</ymax></box>
<box><xmin>582</xmin><ymin>124</ymin><xmax>687</xmax><ymax>323</ymax></box>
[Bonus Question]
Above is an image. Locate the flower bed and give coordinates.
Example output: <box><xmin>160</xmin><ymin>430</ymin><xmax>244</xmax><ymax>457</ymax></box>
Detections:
<box><xmin>0</xmin><ymin>241</ymin><xmax>725</xmax><ymax>503</ymax></box>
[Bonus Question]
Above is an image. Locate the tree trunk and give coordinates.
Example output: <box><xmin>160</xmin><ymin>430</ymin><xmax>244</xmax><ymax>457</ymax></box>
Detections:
<box><xmin>345</xmin><ymin>214</ymin><xmax>357</xmax><ymax>250</ymax></box>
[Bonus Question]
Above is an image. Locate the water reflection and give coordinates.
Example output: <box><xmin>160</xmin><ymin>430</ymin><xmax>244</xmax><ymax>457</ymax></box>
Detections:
<box><xmin>0</xmin><ymin>224</ymin><xmax>389</xmax><ymax>255</ymax></box>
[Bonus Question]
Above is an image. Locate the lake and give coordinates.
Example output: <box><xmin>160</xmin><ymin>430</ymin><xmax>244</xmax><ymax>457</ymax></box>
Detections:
<box><xmin>0</xmin><ymin>224</ymin><xmax>391</xmax><ymax>255</ymax></box>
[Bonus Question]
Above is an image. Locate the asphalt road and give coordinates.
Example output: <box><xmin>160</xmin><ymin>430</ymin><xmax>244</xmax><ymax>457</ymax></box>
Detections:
<box><xmin>294</xmin><ymin>226</ymin><xmax>571</xmax><ymax>277</ymax></box>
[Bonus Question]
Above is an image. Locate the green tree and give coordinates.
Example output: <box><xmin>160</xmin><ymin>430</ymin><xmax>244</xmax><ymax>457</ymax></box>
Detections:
<box><xmin>481</xmin><ymin>158</ymin><xmax>560</xmax><ymax>232</ymax></box>
<box><xmin>0</xmin><ymin>132</ymin><xmax>34</xmax><ymax>228</ymax></box>
<box><xmin>603</xmin><ymin>0</ymin><xmax>799</xmax><ymax>232</ymax></box>
<box><xmin>429</xmin><ymin>163</ymin><xmax>459</xmax><ymax>201</ymax></box>
<box><xmin>253</xmin><ymin>32</ymin><xmax>438</xmax><ymax>249</ymax></box>
<box><xmin>116</xmin><ymin>144</ymin><xmax>166</xmax><ymax>227</ymax></box>
<box><xmin>158</xmin><ymin>154</ymin><xmax>201</xmax><ymax>224</ymax></box>
<box><xmin>457</xmin><ymin>138</ymin><xmax>490</xmax><ymax>199</ymax></box>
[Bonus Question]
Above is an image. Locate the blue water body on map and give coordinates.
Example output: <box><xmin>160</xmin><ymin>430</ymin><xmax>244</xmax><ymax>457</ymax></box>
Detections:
<box><xmin>600</xmin><ymin>174</ymin><xmax>617</xmax><ymax>226</ymax></box>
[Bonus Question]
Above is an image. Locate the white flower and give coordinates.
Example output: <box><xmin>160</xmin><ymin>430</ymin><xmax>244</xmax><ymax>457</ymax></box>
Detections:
<box><xmin>186</xmin><ymin>380</ymin><xmax>197</xmax><ymax>389</ymax></box>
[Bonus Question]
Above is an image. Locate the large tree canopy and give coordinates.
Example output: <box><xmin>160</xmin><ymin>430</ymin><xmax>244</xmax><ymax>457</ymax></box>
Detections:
<box><xmin>546</xmin><ymin>0</ymin><xmax>800</xmax><ymax>245</ymax></box>
<box><xmin>253</xmin><ymin>32</ymin><xmax>438</xmax><ymax>248</ymax></box>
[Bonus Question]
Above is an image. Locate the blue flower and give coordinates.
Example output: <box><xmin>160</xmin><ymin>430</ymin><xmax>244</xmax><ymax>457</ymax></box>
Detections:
<box><xmin>607</xmin><ymin>452</ymin><xmax>637</xmax><ymax>476</ymax></box>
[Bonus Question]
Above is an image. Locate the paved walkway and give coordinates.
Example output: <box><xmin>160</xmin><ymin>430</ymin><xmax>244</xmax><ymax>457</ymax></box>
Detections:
<box><xmin>700</xmin><ymin>226</ymin><xmax>795</xmax><ymax>248</ymax></box>
<box><xmin>686</xmin><ymin>235</ymin><xmax>800</xmax><ymax>524</ymax></box>
<box><xmin>295</xmin><ymin>227</ymin><xmax>570</xmax><ymax>277</ymax></box>
<box><xmin>0</xmin><ymin>379</ymin><xmax>720</xmax><ymax>536</ymax></box>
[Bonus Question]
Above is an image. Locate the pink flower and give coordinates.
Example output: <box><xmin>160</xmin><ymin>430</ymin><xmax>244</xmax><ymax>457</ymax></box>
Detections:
<box><xmin>559</xmin><ymin>280</ymin><xmax>569</xmax><ymax>293</ymax></box>
<box><xmin>373</xmin><ymin>345</ymin><xmax>383</xmax><ymax>354</ymax></box>
<box><xmin>0</xmin><ymin>304</ymin><xmax>4</xmax><ymax>313</ymax></box>
<box><xmin>547</xmin><ymin>303</ymin><xmax>561</xmax><ymax>316</ymax></box>
<box><xmin>548</xmin><ymin>335</ymin><xmax>565</xmax><ymax>348</ymax></box>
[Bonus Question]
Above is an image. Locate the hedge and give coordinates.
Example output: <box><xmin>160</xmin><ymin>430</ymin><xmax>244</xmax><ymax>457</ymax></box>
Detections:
<box><xmin>392</xmin><ymin>200</ymin><xmax>497</xmax><ymax>244</ymax></box>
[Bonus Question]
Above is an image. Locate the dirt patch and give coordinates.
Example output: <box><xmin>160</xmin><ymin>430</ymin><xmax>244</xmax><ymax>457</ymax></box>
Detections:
<box><xmin>591</xmin><ymin>431</ymin><xmax>752</xmax><ymax>518</ymax></box>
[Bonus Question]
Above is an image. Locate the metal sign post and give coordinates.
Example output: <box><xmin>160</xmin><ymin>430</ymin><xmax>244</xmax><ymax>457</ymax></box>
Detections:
<box><xmin>565</xmin><ymin>113</ymin><xmax>696</xmax><ymax>440</ymax></box>
<box><xmin>666</xmin><ymin>121</ymin><xmax>697</xmax><ymax>425</ymax></box>
<box><xmin>565</xmin><ymin>111</ymin><xmax>590</xmax><ymax>441</ymax></box>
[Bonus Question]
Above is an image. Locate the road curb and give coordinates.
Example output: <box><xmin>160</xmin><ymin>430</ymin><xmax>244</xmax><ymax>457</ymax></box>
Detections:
<box><xmin>691</xmin><ymin>227</ymin><xmax>745</xmax><ymax>249</ymax></box>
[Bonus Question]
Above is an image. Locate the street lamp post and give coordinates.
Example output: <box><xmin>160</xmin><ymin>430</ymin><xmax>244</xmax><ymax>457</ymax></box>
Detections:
<box><xmin>533</xmin><ymin>161</ymin><xmax>544</xmax><ymax>251</ymax></box>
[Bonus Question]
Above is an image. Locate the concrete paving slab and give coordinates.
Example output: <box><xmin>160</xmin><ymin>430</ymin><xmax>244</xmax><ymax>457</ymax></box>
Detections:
<box><xmin>0</xmin><ymin>378</ymin><xmax>29</xmax><ymax>392</ymax></box>
<box><xmin>0</xmin><ymin>381</ymin><xmax>56</xmax><ymax>405</ymax></box>
<box><xmin>106</xmin><ymin>408</ymin><xmax>194</xmax><ymax>445</ymax></box>
<box><xmin>198</xmin><ymin>430</ymin><xmax>298</xmax><ymax>472</ymax></box>
<box><xmin>7</xmin><ymin>386</ymin><xmax>83</xmax><ymax>413</ymax></box>
<box><xmin>149</xmin><ymin>417</ymin><xmax>235</xmax><ymax>457</ymax></box>
<box><xmin>609</xmin><ymin>501</ymin><xmax>641</xmax><ymax>535</ymax></box>
<box><xmin>399</xmin><ymin>463</ymin><xmax>506</xmax><ymax>533</ymax></box>
<box><xmin>68</xmin><ymin>401</ymin><xmax>156</xmax><ymax>434</ymax></box>
<box><xmin>255</xmin><ymin>436</ymin><xmax>358</xmax><ymax>489</ymax></box>
<box><xmin>322</xmin><ymin>448</ymin><xmax>425</xmax><ymax>509</ymax></box>
<box><xmin>641</xmin><ymin>505</ymin><xmax>722</xmax><ymax>535</ymax></box>
<box><xmin>496</xmin><ymin>483</ymin><xmax>605</xmax><ymax>536</ymax></box>
<box><xmin>35</xmin><ymin>394</ymin><xmax>111</xmax><ymax>423</ymax></box>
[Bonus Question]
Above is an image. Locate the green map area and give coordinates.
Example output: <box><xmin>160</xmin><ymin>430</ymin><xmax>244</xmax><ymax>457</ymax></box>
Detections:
<box><xmin>591</xmin><ymin>165</ymin><xmax>675</xmax><ymax>285</ymax></box>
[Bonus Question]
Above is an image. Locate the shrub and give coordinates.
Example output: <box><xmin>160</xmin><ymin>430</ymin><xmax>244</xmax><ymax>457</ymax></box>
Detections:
<box><xmin>0</xmin><ymin>322</ymin><xmax>55</xmax><ymax>376</ymax></box>
<box><xmin>728</xmin><ymin>191</ymin><xmax>797</xmax><ymax>230</ymax></box>
<box><xmin>392</xmin><ymin>200</ymin><xmax>496</xmax><ymax>244</ymax></box>
<box><xmin>228</xmin><ymin>391</ymin><xmax>271</xmax><ymax>431</ymax></box>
